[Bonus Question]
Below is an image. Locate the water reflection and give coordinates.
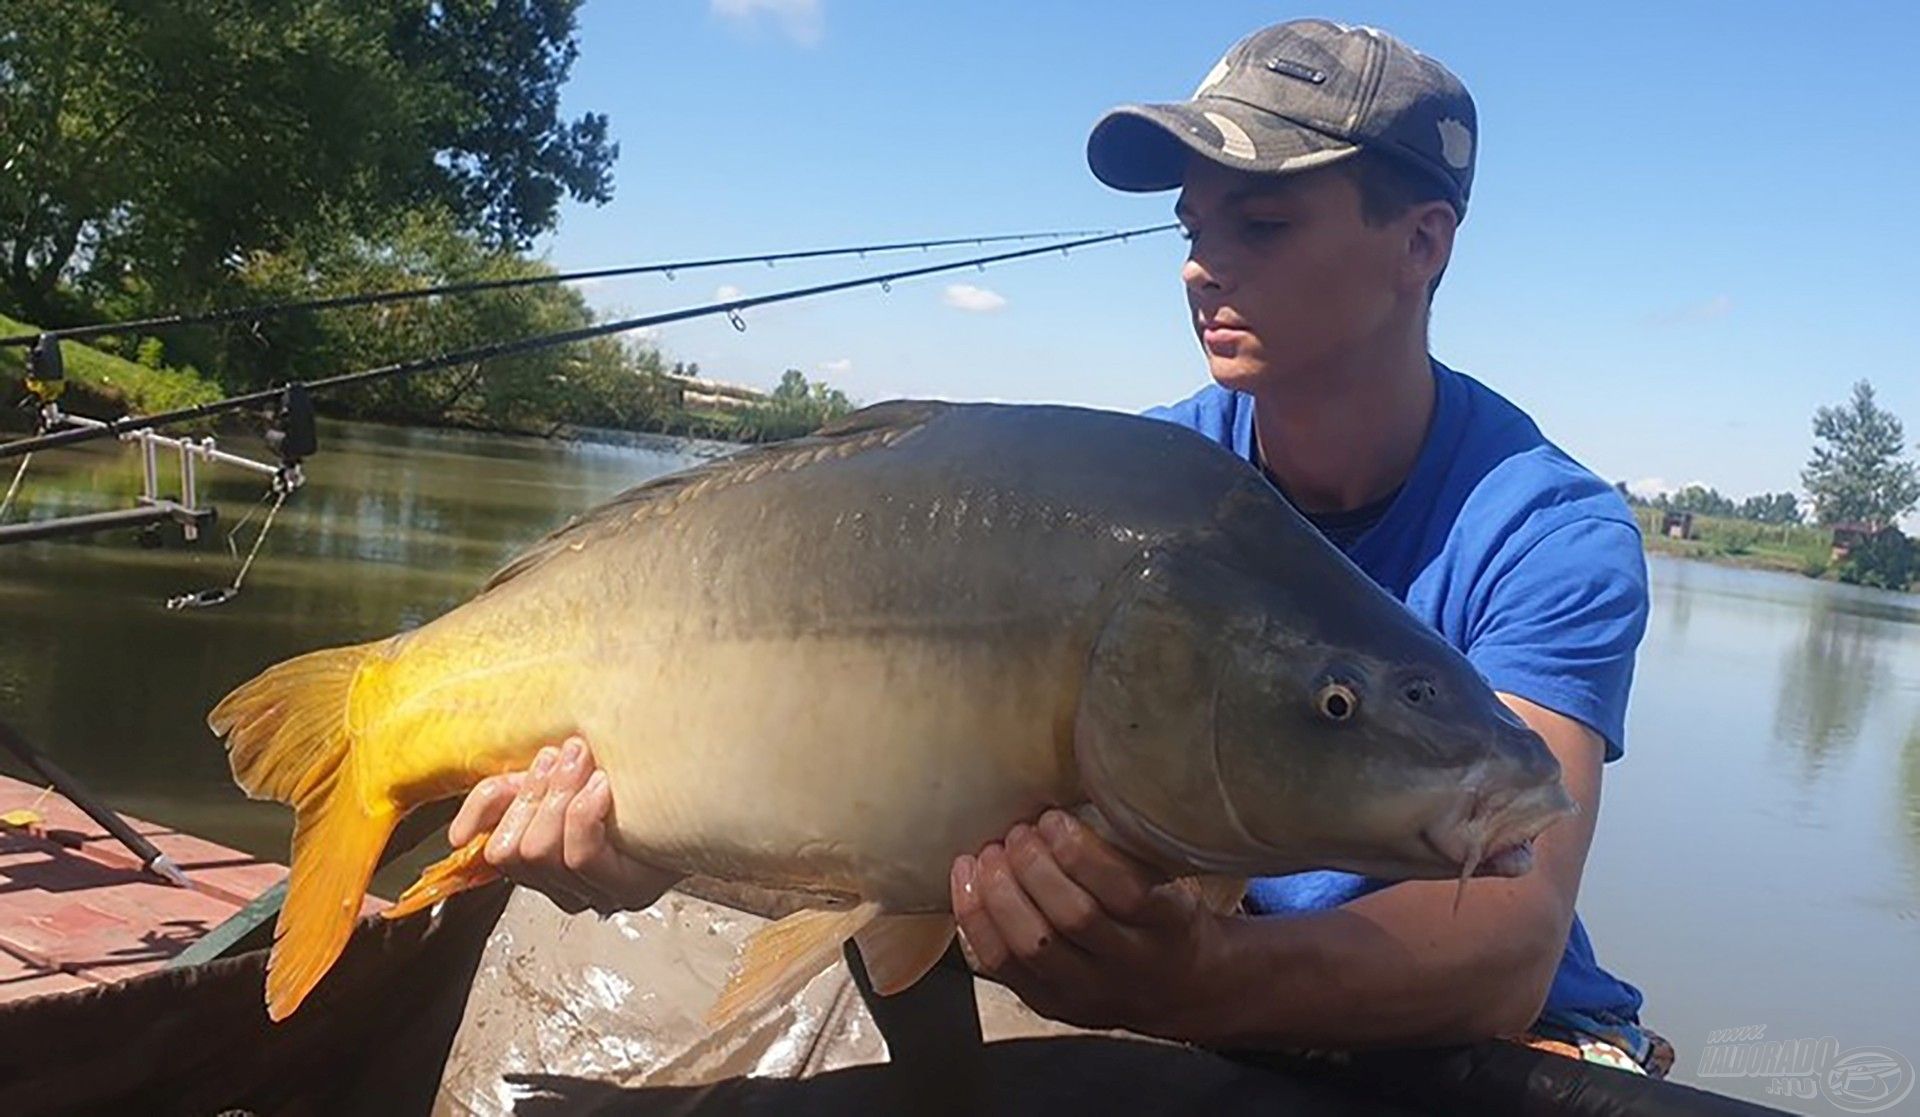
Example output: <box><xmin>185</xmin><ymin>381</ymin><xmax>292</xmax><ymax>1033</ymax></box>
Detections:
<box><xmin>1772</xmin><ymin>595</ymin><xmax>1889</xmax><ymax>778</ymax></box>
<box><xmin>1903</xmin><ymin>719</ymin><xmax>1920</xmax><ymax>900</ymax></box>
<box><xmin>0</xmin><ymin>419</ymin><xmax>719</xmax><ymax>857</ymax></box>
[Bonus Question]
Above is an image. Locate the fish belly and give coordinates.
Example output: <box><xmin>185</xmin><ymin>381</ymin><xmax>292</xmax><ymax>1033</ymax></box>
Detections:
<box><xmin>581</xmin><ymin>626</ymin><xmax>1083</xmax><ymax>912</ymax></box>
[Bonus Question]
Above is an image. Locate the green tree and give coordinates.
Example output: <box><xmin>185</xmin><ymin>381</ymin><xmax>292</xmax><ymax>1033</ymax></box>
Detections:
<box><xmin>1737</xmin><ymin>492</ymin><xmax>1802</xmax><ymax>524</ymax></box>
<box><xmin>1667</xmin><ymin>484</ymin><xmax>1736</xmax><ymax>517</ymax></box>
<box><xmin>1802</xmin><ymin>380</ymin><xmax>1920</xmax><ymax>527</ymax></box>
<box><xmin>0</xmin><ymin>0</ymin><xmax>613</xmax><ymax>322</ymax></box>
<box><xmin>224</xmin><ymin>210</ymin><xmax>668</xmax><ymax>432</ymax></box>
<box><xmin>1836</xmin><ymin>527</ymin><xmax>1915</xmax><ymax>592</ymax></box>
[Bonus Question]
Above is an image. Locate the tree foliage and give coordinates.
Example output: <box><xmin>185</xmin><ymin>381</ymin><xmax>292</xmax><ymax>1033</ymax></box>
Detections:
<box><xmin>1737</xmin><ymin>491</ymin><xmax>1802</xmax><ymax>525</ymax></box>
<box><xmin>1837</xmin><ymin>527</ymin><xmax>1915</xmax><ymax>592</ymax></box>
<box><xmin>1802</xmin><ymin>380</ymin><xmax>1920</xmax><ymax>527</ymax></box>
<box><xmin>216</xmin><ymin>210</ymin><xmax>669</xmax><ymax>432</ymax></box>
<box><xmin>0</xmin><ymin>0</ymin><xmax>613</xmax><ymax>322</ymax></box>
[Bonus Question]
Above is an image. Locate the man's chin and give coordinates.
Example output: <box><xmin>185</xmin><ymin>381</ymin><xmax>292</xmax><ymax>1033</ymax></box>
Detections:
<box><xmin>1206</xmin><ymin>358</ymin><xmax>1275</xmax><ymax>393</ymax></box>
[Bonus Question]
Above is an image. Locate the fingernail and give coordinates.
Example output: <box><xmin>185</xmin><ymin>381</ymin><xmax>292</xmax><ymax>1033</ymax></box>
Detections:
<box><xmin>952</xmin><ymin>856</ymin><xmax>976</xmax><ymax>898</ymax></box>
<box><xmin>585</xmin><ymin>770</ymin><xmax>608</xmax><ymax>796</ymax></box>
<box><xmin>560</xmin><ymin>739</ymin><xmax>583</xmax><ymax>770</ymax></box>
<box><xmin>531</xmin><ymin>749</ymin><xmax>556</xmax><ymax>777</ymax></box>
<box><xmin>1038</xmin><ymin>811</ymin><xmax>1070</xmax><ymax>846</ymax></box>
<box><xmin>1007</xmin><ymin>823</ymin><xmax>1033</xmax><ymax>850</ymax></box>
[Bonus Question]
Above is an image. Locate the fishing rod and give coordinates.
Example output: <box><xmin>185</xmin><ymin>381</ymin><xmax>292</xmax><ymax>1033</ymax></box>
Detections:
<box><xmin>0</xmin><ymin>223</ymin><xmax>1177</xmax><ymax>463</ymax></box>
<box><xmin>0</xmin><ymin>716</ymin><xmax>190</xmax><ymax>888</ymax></box>
<box><xmin>0</xmin><ymin>228</ymin><xmax>1106</xmax><ymax>349</ymax></box>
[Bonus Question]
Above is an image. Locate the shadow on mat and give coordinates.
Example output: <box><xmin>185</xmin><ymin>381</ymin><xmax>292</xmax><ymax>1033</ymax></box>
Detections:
<box><xmin>505</xmin><ymin>1035</ymin><xmax>1413</xmax><ymax>1117</ymax></box>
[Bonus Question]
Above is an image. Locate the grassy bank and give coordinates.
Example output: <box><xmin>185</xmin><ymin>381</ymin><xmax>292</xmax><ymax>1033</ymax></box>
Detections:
<box><xmin>1633</xmin><ymin>507</ymin><xmax>1833</xmax><ymax>577</ymax></box>
<box><xmin>0</xmin><ymin>313</ymin><xmax>225</xmax><ymax>421</ymax></box>
<box><xmin>1</xmin><ymin>312</ymin><xmax>849</xmax><ymax>444</ymax></box>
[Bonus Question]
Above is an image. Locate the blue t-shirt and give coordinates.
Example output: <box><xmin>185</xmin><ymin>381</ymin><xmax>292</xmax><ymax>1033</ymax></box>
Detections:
<box><xmin>1144</xmin><ymin>360</ymin><xmax>1650</xmax><ymax>1023</ymax></box>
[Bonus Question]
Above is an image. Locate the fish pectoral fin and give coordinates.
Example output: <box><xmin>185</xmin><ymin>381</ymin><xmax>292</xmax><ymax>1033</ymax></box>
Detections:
<box><xmin>852</xmin><ymin>913</ymin><xmax>956</xmax><ymax>996</ymax></box>
<box><xmin>707</xmin><ymin>901</ymin><xmax>882</xmax><ymax>1030</ymax></box>
<box><xmin>383</xmin><ymin>832</ymin><xmax>501</xmax><ymax>922</ymax></box>
<box><xmin>1179</xmin><ymin>874</ymin><xmax>1248</xmax><ymax>915</ymax></box>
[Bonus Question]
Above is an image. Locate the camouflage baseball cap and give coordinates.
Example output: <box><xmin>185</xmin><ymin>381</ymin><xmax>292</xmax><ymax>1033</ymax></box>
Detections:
<box><xmin>1087</xmin><ymin>19</ymin><xmax>1477</xmax><ymax>213</ymax></box>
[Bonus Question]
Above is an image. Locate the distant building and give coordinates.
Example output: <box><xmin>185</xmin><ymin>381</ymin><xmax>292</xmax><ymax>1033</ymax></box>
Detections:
<box><xmin>1661</xmin><ymin>510</ymin><xmax>1695</xmax><ymax>540</ymax></box>
<box><xmin>664</xmin><ymin>372</ymin><xmax>766</xmax><ymax>413</ymax></box>
<box><xmin>1829</xmin><ymin>521</ymin><xmax>1893</xmax><ymax>562</ymax></box>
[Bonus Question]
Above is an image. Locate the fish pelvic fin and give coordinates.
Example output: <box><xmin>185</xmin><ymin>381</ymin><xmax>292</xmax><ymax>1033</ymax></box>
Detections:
<box><xmin>707</xmin><ymin>901</ymin><xmax>882</xmax><ymax>1031</ymax></box>
<box><xmin>208</xmin><ymin>639</ymin><xmax>399</xmax><ymax>1022</ymax></box>
<box><xmin>1179</xmin><ymin>874</ymin><xmax>1248</xmax><ymax>915</ymax></box>
<box><xmin>384</xmin><ymin>832</ymin><xmax>500</xmax><ymax>922</ymax></box>
<box><xmin>852</xmin><ymin>913</ymin><xmax>956</xmax><ymax>996</ymax></box>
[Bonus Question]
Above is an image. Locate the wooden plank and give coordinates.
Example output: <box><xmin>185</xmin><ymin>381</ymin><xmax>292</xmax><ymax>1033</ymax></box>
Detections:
<box><xmin>0</xmin><ymin>773</ymin><xmax>287</xmax><ymax>1004</ymax></box>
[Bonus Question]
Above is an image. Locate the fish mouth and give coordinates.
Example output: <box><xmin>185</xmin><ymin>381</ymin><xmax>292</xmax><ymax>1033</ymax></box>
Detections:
<box><xmin>1422</xmin><ymin>778</ymin><xmax>1576</xmax><ymax>909</ymax></box>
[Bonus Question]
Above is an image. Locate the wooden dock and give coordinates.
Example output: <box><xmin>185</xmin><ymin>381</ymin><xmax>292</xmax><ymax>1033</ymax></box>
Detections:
<box><xmin>0</xmin><ymin>771</ymin><xmax>289</xmax><ymax>1003</ymax></box>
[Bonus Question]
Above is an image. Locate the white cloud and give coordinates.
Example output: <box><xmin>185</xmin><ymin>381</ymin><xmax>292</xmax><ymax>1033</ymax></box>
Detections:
<box><xmin>1628</xmin><ymin>477</ymin><xmax>1673</xmax><ymax>500</ymax></box>
<box><xmin>713</xmin><ymin>284</ymin><xmax>743</xmax><ymax>302</ymax></box>
<box><xmin>818</xmin><ymin>357</ymin><xmax>853</xmax><ymax>375</ymax></box>
<box><xmin>943</xmin><ymin>284</ymin><xmax>1007</xmax><ymax>313</ymax></box>
<box><xmin>1651</xmin><ymin>294</ymin><xmax>1734</xmax><ymax>326</ymax></box>
<box><xmin>711</xmin><ymin>0</ymin><xmax>822</xmax><ymax>46</ymax></box>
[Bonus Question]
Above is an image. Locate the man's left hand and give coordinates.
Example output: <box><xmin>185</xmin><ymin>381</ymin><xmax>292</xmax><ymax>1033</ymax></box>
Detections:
<box><xmin>950</xmin><ymin>808</ymin><xmax>1229</xmax><ymax>1036</ymax></box>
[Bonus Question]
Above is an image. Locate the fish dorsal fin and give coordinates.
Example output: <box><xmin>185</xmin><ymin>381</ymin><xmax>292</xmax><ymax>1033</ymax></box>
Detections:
<box><xmin>852</xmin><ymin>913</ymin><xmax>956</xmax><ymax>996</ymax></box>
<box><xmin>481</xmin><ymin>400</ymin><xmax>947</xmax><ymax>595</ymax></box>
<box><xmin>706</xmin><ymin>901</ymin><xmax>882</xmax><ymax>1030</ymax></box>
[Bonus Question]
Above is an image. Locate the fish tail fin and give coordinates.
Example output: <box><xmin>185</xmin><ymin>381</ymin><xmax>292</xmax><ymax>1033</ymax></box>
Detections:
<box><xmin>208</xmin><ymin>640</ymin><xmax>399</xmax><ymax>1022</ymax></box>
<box><xmin>383</xmin><ymin>832</ymin><xmax>500</xmax><ymax>921</ymax></box>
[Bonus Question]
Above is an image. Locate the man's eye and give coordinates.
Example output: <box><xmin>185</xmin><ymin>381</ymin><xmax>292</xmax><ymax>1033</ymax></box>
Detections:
<box><xmin>1177</xmin><ymin>226</ymin><xmax>1196</xmax><ymax>242</ymax></box>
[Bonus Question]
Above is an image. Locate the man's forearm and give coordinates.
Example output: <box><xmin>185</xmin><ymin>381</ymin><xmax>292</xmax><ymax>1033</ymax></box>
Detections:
<box><xmin>1160</xmin><ymin>877</ymin><xmax>1569</xmax><ymax>1050</ymax></box>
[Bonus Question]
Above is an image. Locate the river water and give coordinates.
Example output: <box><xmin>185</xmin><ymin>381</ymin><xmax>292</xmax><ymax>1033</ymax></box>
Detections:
<box><xmin>2</xmin><ymin>419</ymin><xmax>1915</xmax><ymax>1110</ymax></box>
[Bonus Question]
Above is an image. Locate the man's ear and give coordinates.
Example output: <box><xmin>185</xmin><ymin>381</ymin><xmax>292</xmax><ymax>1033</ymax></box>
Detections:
<box><xmin>1404</xmin><ymin>200</ymin><xmax>1458</xmax><ymax>298</ymax></box>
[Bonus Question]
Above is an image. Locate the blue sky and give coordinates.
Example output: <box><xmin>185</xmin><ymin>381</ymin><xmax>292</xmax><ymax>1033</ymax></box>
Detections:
<box><xmin>540</xmin><ymin>1</ymin><xmax>1919</xmax><ymax>505</ymax></box>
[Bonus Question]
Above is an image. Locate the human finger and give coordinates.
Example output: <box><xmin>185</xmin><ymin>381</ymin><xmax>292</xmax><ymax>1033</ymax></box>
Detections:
<box><xmin>562</xmin><ymin>769</ymin><xmax>679</xmax><ymax>911</ymax></box>
<box><xmin>1038</xmin><ymin>810</ymin><xmax>1172</xmax><ymax>925</ymax></box>
<box><xmin>973</xmin><ymin>839</ymin><xmax>1100</xmax><ymax>988</ymax></box>
<box><xmin>449</xmin><ymin>772</ymin><xmax>524</xmax><ymax>848</ymax></box>
<box><xmin>1005</xmin><ymin>821</ymin><xmax>1134</xmax><ymax>957</ymax></box>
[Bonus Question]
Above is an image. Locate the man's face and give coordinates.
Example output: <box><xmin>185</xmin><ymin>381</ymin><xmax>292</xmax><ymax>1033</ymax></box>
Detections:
<box><xmin>1175</xmin><ymin>158</ymin><xmax>1409</xmax><ymax>391</ymax></box>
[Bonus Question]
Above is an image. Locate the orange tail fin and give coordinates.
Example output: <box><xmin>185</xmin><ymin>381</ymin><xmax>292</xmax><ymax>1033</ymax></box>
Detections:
<box><xmin>208</xmin><ymin>641</ymin><xmax>398</xmax><ymax>1022</ymax></box>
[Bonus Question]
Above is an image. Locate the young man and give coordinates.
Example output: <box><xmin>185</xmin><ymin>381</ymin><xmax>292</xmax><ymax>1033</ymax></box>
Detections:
<box><xmin>452</xmin><ymin>18</ymin><xmax>1668</xmax><ymax>1077</ymax></box>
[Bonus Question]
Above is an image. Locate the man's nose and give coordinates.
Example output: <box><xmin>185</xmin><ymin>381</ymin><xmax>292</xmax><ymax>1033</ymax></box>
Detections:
<box><xmin>1182</xmin><ymin>250</ymin><xmax>1227</xmax><ymax>294</ymax></box>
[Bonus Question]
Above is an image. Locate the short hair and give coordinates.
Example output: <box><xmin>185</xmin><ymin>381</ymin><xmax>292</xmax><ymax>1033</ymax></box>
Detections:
<box><xmin>1338</xmin><ymin>151</ymin><xmax>1458</xmax><ymax>302</ymax></box>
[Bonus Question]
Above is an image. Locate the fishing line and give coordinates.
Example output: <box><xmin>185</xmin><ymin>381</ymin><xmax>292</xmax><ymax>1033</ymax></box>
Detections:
<box><xmin>0</xmin><ymin>228</ymin><xmax>1106</xmax><ymax>349</ymax></box>
<box><xmin>166</xmin><ymin>475</ymin><xmax>291</xmax><ymax>609</ymax></box>
<box><xmin>0</xmin><ymin>223</ymin><xmax>1177</xmax><ymax>463</ymax></box>
<box><xmin>0</xmin><ymin>452</ymin><xmax>28</xmax><ymax>521</ymax></box>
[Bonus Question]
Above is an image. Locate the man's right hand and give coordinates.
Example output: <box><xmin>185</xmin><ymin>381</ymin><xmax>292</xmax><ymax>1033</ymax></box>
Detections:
<box><xmin>451</xmin><ymin>735</ymin><xmax>680</xmax><ymax>915</ymax></box>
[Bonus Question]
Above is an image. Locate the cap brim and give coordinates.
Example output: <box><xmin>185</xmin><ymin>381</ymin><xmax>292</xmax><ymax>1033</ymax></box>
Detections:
<box><xmin>1087</xmin><ymin>100</ymin><xmax>1361</xmax><ymax>193</ymax></box>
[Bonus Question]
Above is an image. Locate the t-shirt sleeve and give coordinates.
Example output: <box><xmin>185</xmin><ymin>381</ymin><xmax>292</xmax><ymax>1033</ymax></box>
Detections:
<box><xmin>1140</xmin><ymin>384</ymin><xmax>1238</xmax><ymax>446</ymax></box>
<box><xmin>1465</xmin><ymin>517</ymin><xmax>1649</xmax><ymax>761</ymax></box>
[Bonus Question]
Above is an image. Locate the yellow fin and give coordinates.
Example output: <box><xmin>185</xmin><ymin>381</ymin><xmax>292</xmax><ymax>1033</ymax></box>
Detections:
<box><xmin>384</xmin><ymin>832</ymin><xmax>500</xmax><ymax>922</ymax></box>
<box><xmin>706</xmin><ymin>902</ymin><xmax>881</xmax><ymax>1030</ymax></box>
<box><xmin>852</xmin><ymin>913</ymin><xmax>955</xmax><ymax>996</ymax></box>
<box><xmin>1180</xmin><ymin>875</ymin><xmax>1247</xmax><ymax>915</ymax></box>
<box><xmin>208</xmin><ymin>639</ymin><xmax>398</xmax><ymax>1022</ymax></box>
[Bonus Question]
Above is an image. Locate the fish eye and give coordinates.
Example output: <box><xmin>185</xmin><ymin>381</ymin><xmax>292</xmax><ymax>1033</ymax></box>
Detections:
<box><xmin>1402</xmin><ymin>679</ymin><xmax>1438</xmax><ymax>706</ymax></box>
<box><xmin>1315</xmin><ymin>682</ymin><xmax>1358</xmax><ymax>723</ymax></box>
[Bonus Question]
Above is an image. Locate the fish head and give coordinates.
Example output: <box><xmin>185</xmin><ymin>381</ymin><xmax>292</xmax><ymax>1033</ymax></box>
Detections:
<box><xmin>1208</xmin><ymin>615</ymin><xmax>1575</xmax><ymax>882</ymax></box>
<box><xmin>1077</xmin><ymin>535</ymin><xmax>1574</xmax><ymax>884</ymax></box>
